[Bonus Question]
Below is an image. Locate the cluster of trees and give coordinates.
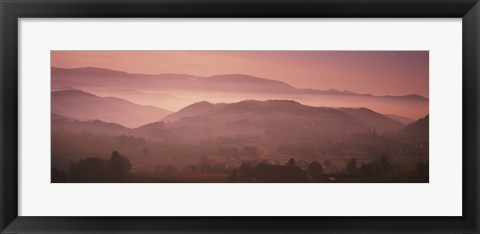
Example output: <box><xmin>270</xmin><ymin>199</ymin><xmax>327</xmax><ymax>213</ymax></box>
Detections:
<box><xmin>334</xmin><ymin>156</ymin><xmax>429</xmax><ymax>182</ymax></box>
<box><xmin>340</xmin><ymin>156</ymin><xmax>393</xmax><ymax>178</ymax></box>
<box><xmin>51</xmin><ymin>151</ymin><xmax>132</xmax><ymax>183</ymax></box>
<box><xmin>227</xmin><ymin>155</ymin><xmax>400</xmax><ymax>183</ymax></box>
<box><xmin>154</xmin><ymin>162</ymin><xmax>230</xmax><ymax>176</ymax></box>
<box><xmin>52</xmin><ymin>150</ymin><xmax>425</xmax><ymax>183</ymax></box>
<box><xmin>228</xmin><ymin>158</ymin><xmax>324</xmax><ymax>183</ymax></box>
<box><xmin>416</xmin><ymin>161</ymin><xmax>429</xmax><ymax>178</ymax></box>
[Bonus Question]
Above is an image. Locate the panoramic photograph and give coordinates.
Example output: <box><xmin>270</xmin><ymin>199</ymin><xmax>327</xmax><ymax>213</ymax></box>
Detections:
<box><xmin>51</xmin><ymin>51</ymin><xmax>429</xmax><ymax>183</ymax></box>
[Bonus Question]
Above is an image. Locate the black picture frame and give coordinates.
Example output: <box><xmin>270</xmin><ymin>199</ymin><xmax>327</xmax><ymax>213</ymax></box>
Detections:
<box><xmin>1</xmin><ymin>0</ymin><xmax>479</xmax><ymax>233</ymax></box>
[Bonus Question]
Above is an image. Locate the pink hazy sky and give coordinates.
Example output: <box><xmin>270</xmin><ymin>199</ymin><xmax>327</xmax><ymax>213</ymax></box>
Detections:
<box><xmin>51</xmin><ymin>51</ymin><xmax>429</xmax><ymax>97</ymax></box>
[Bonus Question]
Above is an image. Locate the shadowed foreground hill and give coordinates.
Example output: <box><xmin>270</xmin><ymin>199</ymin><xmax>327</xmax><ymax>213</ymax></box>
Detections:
<box><xmin>338</xmin><ymin>107</ymin><xmax>405</xmax><ymax>132</ymax></box>
<box><xmin>396</xmin><ymin>115</ymin><xmax>429</xmax><ymax>138</ymax></box>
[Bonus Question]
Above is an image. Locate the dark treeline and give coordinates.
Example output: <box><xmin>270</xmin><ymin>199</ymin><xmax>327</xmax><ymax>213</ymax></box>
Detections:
<box><xmin>228</xmin><ymin>158</ymin><xmax>309</xmax><ymax>183</ymax></box>
<box><xmin>227</xmin><ymin>156</ymin><xmax>428</xmax><ymax>183</ymax></box>
<box><xmin>51</xmin><ymin>150</ymin><xmax>132</xmax><ymax>183</ymax></box>
<box><xmin>52</xmin><ymin>152</ymin><xmax>428</xmax><ymax>183</ymax></box>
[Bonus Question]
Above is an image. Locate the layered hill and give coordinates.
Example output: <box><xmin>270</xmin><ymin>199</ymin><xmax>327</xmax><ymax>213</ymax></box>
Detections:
<box><xmin>51</xmin><ymin>89</ymin><xmax>171</xmax><ymax>128</ymax></box>
<box><xmin>129</xmin><ymin>100</ymin><xmax>405</xmax><ymax>142</ymax></box>
<box><xmin>396</xmin><ymin>115</ymin><xmax>429</xmax><ymax>138</ymax></box>
<box><xmin>338</xmin><ymin>108</ymin><xmax>405</xmax><ymax>132</ymax></box>
<box><xmin>52</xmin><ymin>66</ymin><xmax>428</xmax><ymax>119</ymax></box>
<box><xmin>52</xmin><ymin>113</ymin><xmax>130</xmax><ymax>135</ymax></box>
<box><xmin>52</xmin><ymin>98</ymin><xmax>408</xmax><ymax>145</ymax></box>
<box><xmin>52</xmin><ymin>67</ymin><xmax>427</xmax><ymax>100</ymax></box>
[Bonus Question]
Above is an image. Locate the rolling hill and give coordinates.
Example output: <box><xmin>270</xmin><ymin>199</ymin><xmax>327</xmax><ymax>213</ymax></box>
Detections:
<box><xmin>397</xmin><ymin>115</ymin><xmax>429</xmax><ymax>138</ymax></box>
<box><xmin>124</xmin><ymin>100</ymin><xmax>405</xmax><ymax>142</ymax></box>
<box><xmin>51</xmin><ymin>89</ymin><xmax>172</xmax><ymax>128</ymax></box>
<box><xmin>52</xmin><ymin>113</ymin><xmax>130</xmax><ymax>135</ymax></box>
<box><xmin>338</xmin><ymin>107</ymin><xmax>405</xmax><ymax>132</ymax></box>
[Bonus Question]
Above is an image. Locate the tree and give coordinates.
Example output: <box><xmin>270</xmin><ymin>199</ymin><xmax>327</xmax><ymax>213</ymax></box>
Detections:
<box><xmin>69</xmin><ymin>157</ymin><xmax>109</xmax><ymax>182</ymax></box>
<box><xmin>68</xmin><ymin>151</ymin><xmax>132</xmax><ymax>183</ymax></box>
<box><xmin>51</xmin><ymin>167</ymin><xmax>59</xmax><ymax>182</ymax></box>
<box><xmin>238</xmin><ymin>161</ymin><xmax>254</xmax><ymax>180</ymax></box>
<box><xmin>359</xmin><ymin>155</ymin><xmax>393</xmax><ymax>177</ymax></box>
<box><xmin>228</xmin><ymin>168</ymin><xmax>239</xmax><ymax>182</ymax></box>
<box><xmin>307</xmin><ymin>161</ymin><xmax>324</xmax><ymax>179</ymax></box>
<box><xmin>252</xmin><ymin>163</ymin><xmax>308</xmax><ymax>183</ymax></box>
<box><xmin>109</xmin><ymin>150</ymin><xmax>132</xmax><ymax>182</ymax></box>
<box><xmin>345</xmin><ymin>158</ymin><xmax>357</xmax><ymax>174</ymax></box>
<box><xmin>416</xmin><ymin>162</ymin><xmax>429</xmax><ymax>179</ymax></box>
<box><xmin>377</xmin><ymin>155</ymin><xmax>392</xmax><ymax>173</ymax></box>
<box><xmin>286</xmin><ymin>158</ymin><xmax>296</xmax><ymax>167</ymax></box>
<box><xmin>51</xmin><ymin>167</ymin><xmax>67</xmax><ymax>183</ymax></box>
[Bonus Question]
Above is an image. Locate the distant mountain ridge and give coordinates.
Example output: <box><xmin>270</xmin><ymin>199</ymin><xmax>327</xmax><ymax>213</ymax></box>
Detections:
<box><xmin>52</xmin><ymin>66</ymin><xmax>429</xmax><ymax>120</ymax></box>
<box><xmin>52</xmin><ymin>66</ymin><xmax>428</xmax><ymax>100</ymax></box>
